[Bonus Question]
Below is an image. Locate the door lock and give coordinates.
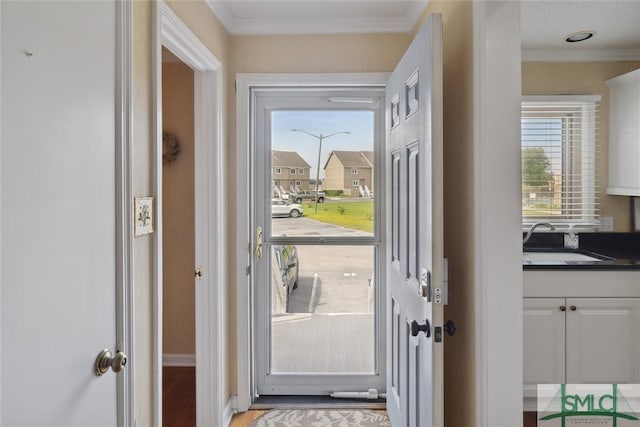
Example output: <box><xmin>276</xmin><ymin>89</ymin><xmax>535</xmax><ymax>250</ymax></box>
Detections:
<box><xmin>94</xmin><ymin>349</ymin><xmax>127</xmax><ymax>376</ymax></box>
<box><xmin>195</xmin><ymin>267</ymin><xmax>204</xmax><ymax>280</ymax></box>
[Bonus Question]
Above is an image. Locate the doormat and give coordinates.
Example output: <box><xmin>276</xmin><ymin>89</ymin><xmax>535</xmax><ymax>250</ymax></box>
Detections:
<box><xmin>249</xmin><ymin>409</ymin><xmax>390</xmax><ymax>427</ymax></box>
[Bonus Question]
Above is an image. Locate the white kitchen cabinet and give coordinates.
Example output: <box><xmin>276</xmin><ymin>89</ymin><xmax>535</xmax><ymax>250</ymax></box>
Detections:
<box><xmin>523</xmin><ymin>298</ymin><xmax>565</xmax><ymax>400</ymax></box>
<box><xmin>606</xmin><ymin>68</ymin><xmax>640</xmax><ymax>196</ymax></box>
<box><xmin>523</xmin><ymin>295</ymin><xmax>640</xmax><ymax>410</ymax></box>
<box><xmin>566</xmin><ymin>298</ymin><xmax>640</xmax><ymax>384</ymax></box>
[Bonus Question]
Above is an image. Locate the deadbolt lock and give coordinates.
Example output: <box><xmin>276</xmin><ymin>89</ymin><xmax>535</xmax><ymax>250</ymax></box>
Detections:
<box><xmin>95</xmin><ymin>349</ymin><xmax>127</xmax><ymax>376</ymax></box>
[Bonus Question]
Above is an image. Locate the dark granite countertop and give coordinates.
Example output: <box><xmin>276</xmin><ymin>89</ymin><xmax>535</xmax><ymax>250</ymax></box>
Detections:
<box><xmin>522</xmin><ymin>232</ymin><xmax>640</xmax><ymax>271</ymax></box>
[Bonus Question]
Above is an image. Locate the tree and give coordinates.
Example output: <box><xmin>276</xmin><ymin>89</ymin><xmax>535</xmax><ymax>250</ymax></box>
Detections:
<box><xmin>522</xmin><ymin>147</ymin><xmax>553</xmax><ymax>189</ymax></box>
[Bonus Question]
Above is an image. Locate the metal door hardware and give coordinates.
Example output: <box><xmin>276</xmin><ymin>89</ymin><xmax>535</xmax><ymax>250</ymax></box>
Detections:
<box><xmin>94</xmin><ymin>349</ymin><xmax>127</xmax><ymax>376</ymax></box>
<box><xmin>255</xmin><ymin>226</ymin><xmax>263</xmax><ymax>259</ymax></box>
<box><xmin>420</xmin><ymin>268</ymin><xmax>431</xmax><ymax>301</ymax></box>
<box><xmin>434</xmin><ymin>326</ymin><xmax>442</xmax><ymax>342</ymax></box>
<box><xmin>195</xmin><ymin>267</ymin><xmax>203</xmax><ymax>280</ymax></box>
<box><xmin>410</xmin><ymin>319</ymin><xmax>431</xmax><ymax>338</ymax></box>
<box><xmin>444</xmin><ymin>320</ymin><xmax>457</xmax><ymax>336</ymax></box>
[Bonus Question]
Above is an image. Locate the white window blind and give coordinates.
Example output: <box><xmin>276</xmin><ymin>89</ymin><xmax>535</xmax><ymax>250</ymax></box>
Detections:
<box><xmin>521</xmin><ymin>95</ymin><xmax>600</xmax><ymax>226</ymax></box>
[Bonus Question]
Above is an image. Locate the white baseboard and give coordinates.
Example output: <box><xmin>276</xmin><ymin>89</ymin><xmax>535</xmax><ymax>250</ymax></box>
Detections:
<box><xmin>162</xmin><ymin>353</ymin><xmax>196</xmax><ymax>367</ymax></box>
<box><xmin>223</xmin><ymin>395</ymin><xmax>238</xmax><ymax>427</ymax></box>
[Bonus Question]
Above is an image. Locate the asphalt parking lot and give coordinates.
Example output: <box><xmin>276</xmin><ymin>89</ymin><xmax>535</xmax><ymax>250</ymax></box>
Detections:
<box><xmin>270</xmin><ymin>216</ymin><xmax>377</xmax><ymax>372</ymax></box>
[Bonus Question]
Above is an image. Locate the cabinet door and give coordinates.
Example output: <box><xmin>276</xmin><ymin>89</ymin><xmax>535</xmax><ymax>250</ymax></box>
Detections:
<box><xmin>566</xmin><ymin>298</ymin><xmax>640</xmax><ymax>383</ymax></box>
<box><xmin>523</xmin><ymin>298</ymin><xmax>566</xmax><ymax>398</ymax></box>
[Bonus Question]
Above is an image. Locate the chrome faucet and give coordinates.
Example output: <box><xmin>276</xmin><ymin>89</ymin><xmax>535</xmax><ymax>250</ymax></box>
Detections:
<box><xmin>523</xmin><ymin>222</ymin><xmax>555</xmax><ymax>244</ymax></box>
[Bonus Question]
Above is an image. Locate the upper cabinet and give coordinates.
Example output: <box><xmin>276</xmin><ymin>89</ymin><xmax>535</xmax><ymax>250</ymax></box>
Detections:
<box><xmin>606</xmin><ymin>69</ymin><xmax>640</xmax><ymax>197</ymax></box>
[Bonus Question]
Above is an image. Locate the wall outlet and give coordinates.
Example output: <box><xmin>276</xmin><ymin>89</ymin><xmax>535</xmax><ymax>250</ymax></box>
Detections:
<box><xmin>599</xmin><ymin>216</ymin><xmax>614</xmax><ymax>232</ymax></box>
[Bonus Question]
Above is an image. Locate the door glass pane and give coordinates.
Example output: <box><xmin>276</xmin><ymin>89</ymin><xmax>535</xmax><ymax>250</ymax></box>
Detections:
<box><xmin>270</xmin><ymin>244</ymin><xmax>375</xmax><ymax>373</ymax></box>
<box><xmin>270</xmin><ymin>110</ymin><xmax>375</xmax><ymax>238</ymax></box>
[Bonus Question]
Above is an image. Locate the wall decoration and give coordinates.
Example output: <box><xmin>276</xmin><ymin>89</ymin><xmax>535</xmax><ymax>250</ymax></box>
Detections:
<box><xmin>163</xmin><ymin>132</ymin><xmax>181</xmax><ymax>165</ymax></box>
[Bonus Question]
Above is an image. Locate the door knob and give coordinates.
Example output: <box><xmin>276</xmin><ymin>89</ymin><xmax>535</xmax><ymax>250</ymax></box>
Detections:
<box><xmin>95</xmin><ymin>349</ymin><xmax>127</xmax><ymax>376</ymax></box>
<box><xmin>411</xmin><ymin>319</ymin><xmax>431</xmax><ymax>338</ymax></box>
<box><xmin>444</xmin><ymin>320</ymin><xmax>457</xmax><ymax>336</ymax></box>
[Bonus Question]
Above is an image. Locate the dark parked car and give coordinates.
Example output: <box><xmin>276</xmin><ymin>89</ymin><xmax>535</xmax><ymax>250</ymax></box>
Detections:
<box><xmin>272</xmin><ymin>244</ymin><xmax>299</xmax><ymax>312</ymax></box>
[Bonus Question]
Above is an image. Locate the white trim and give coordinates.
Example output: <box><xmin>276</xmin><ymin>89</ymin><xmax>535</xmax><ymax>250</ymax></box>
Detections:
<box><xmin>522</xmin><ymin>48</ymin><xmax>640</xmax><ymax>62</ymax></box>
<box><xmin>223</xmin><ymin>396</ymin><xmax>237</xmax><ymax>427</ymax></box>
<box><xmin>205</xmin><ymin>0</ymin><xmax>426</xmax><ymax>35</ymax></box>
<box><xmin>155</xmin><ymin>2</ymin><xmax>225</xmax><ymax>427</ymax></box>
<box><xmin>474</xmin><ymin>2</ymin><xmax>523</xmax><ymax>426</ymax></box>
<box><xmin>235</xmin><ymin>72</ymin><xmax>389</xmax><ymax>411</ymax></box>
<box><xmin>162</xmin><ymin>354</ymin><xmax>196</xmax><ymax>367</ymax></box>
<box><xmin>522</xmin><ymin>94</ymin><xmax>601</xmax><ymax>104</ymax></box>
<box><xmin>115</xmin><ymin>1</ymin><xmax>135</xmax><ymax>426</ymax></box>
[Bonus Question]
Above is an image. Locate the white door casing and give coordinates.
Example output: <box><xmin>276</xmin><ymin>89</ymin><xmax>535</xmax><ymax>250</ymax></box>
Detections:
<box><xmin>153</xmin><ymin>2</ymin><xmax>226</xmax><ymax>426</ymax></box>
<box><xmin>1</xmin><ymin>1</ymin><xmax>133</xmax><ymax>425</ymax></box>
<box><xmin>385</xmin><ymin>14</ymin><xmax>444</xmax><ymax>427</ymax></box>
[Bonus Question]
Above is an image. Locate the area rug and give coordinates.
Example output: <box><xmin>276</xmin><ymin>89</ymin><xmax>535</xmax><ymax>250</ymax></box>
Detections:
<box><xmin>249</xmin><ymin>409</ymin><xmax>390</xmax><ymax>427</ymax></box>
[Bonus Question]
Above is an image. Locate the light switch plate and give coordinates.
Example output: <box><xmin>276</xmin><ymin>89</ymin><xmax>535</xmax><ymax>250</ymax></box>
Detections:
<box><xmin>134</xmin><ymin>197</ymin><xmax>154</xmax><ymax>236</ymax></box>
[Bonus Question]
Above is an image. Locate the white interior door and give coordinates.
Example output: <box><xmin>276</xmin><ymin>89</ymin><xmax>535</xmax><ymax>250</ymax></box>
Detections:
<box><xmin>385</xmin><ymin>14</ymin><xmax>444</xmax><ymax>427</ymax></box>
<box><xmin>1</xmin><ymin>2</ymin><xmax>121</xmax><ymax>424</ymax></box>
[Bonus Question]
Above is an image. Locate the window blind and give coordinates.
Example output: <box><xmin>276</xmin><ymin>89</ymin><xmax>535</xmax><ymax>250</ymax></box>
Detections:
<box><xmin>521</xmin><ymin>95</ymin><xmax>600</xmax><ymax>225</ymax></box>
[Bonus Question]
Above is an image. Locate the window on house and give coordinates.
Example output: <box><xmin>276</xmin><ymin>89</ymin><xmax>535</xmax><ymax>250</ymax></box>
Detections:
<box><xmin>290</xmin><ymin>168</ymin><xmax>296</xmax><ymax>175</ymax></box>
<box><xmin>351</xmin><ymin>167</ymin><xmax>358</xmax><ymax>174</ymax></box>
<box><xmin>295</xmin><ymin>180</ymin><xmax>301</xmax><ymax>186</ymax></box>
<box><xmin>521</xmin><ymin>95</ymin><xmax>600</xmax><ymax>226</ymax></box>
<box><xmin>297</xmin><ymin>168</ymin><xmax>304</xmax><ymax>175</ymax></box>
<box><xmin>352</xmin><ymin>180</ymin><xmax>360</xmax><ymax>187</ymax></box>
<box><xmin>274</xmin><ymin>168</ymin><xmax>281</xmax><ymax>174</ymax></box>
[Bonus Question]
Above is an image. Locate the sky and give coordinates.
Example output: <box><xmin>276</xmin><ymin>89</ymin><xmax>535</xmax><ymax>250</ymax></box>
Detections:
<box><xmin>271</xmin><ymin>110</ymin><xmax>374</xmax><ymax>179</ymax></box>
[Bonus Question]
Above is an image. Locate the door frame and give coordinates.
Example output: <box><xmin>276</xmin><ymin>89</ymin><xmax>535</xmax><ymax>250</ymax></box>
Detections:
<box><xmin>235</xmin><ymin>73</ymin><xmax>388</xmax><ymax>410</ymax></box>
<box><xmin>116</xmin><ymin>1</ymin><xmax>135</xmax><ymax>425</ymax></box>
<box><xmin>472</xmin><ymin>2</ymin><xmax>523</xmax><ymax>425</ymax></box>
<box><xmin>153</xmin><ymin>2</ymin><xmax>226</xmax><ymax>426</ymax></box>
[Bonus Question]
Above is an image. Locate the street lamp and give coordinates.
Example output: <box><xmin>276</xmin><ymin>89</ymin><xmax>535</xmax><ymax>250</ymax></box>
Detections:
<box><xmin>291</xmin><ymin>129</ymin><xmax>351</xmax><ymax>213</ymax></box>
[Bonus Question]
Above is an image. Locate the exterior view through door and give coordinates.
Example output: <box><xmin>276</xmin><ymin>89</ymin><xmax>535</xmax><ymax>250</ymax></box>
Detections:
<box><xmin>246</xmin><ymin>14</ymin><xmax>444</xmax><ymax>425</ymax></box>
<box><xmin>253</xmin><ymin>89</ymin><xmax>386</xmax><ymax>396</ymax></box>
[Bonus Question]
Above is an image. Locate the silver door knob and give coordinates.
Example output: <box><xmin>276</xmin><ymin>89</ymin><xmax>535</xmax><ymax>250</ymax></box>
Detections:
<box><xmin>95</xmin><ymin>348</ymin><xmax>127</xmax><ymax>376</ymax></box>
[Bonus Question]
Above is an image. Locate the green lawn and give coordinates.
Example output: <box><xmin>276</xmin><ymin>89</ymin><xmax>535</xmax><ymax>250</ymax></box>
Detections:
<box><xmin>303</xmin><ymin>200</ymin><xmax>374</xmax><ymax>233</ymax></box>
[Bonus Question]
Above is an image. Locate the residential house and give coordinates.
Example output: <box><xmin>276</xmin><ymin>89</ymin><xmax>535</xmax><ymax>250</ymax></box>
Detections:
<box><xmin>3</xmin><ymin>1</ymin><xmax>636</xmax><ymax>427</ymax></box>
<box><xmin>271</xmin><ymin>150</ymin><xmax>311</xmax><ymax>194</ymax></box>
<box><xmin>323</xmin><ymin>150</ymin><xmax>374</xmax><ymax>197</ymax></box>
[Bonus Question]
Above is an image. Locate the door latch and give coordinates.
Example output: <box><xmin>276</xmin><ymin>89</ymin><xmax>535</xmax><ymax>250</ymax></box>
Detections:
<box><xmin>410</xmin><ymin>318</ymin><xmax>431</xmax><ymax>338</ymax></box>
<box><xmin>255</xmin><ymin>226</ymin><xmax>263</xmax><ymax>259</ymax></box>
<box><xmin>195</xmin><ymin>267</ymin><xmax>203</xmax><ymax>280</ymax></box>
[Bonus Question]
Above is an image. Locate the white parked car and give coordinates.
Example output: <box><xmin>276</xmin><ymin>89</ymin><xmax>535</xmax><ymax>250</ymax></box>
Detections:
<box><xmin>271</xmin><ymin>199</ymin><xmax>303</xmax><ymax>218</ymax></box>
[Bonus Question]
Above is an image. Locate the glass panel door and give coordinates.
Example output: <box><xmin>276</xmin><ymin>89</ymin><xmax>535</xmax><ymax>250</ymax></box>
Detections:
<box><xmin>253</xmin><ymin>89</ymin><xmax>385</xmax><ymax>395</ymax></box>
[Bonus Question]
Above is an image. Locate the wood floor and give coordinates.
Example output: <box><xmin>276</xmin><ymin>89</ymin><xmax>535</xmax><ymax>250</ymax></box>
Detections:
<box><xmin>164</xmin><ymin>367</ymin><xmax>537</xmax><ymax>426</ymax></box>
<box><xmin>163</xmin><ymin>367</ymin><xmax>196</xmax><ymax>427</ymax></box>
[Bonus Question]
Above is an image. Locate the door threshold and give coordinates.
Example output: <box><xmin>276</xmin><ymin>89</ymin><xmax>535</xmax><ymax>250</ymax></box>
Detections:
<box><xmin>250</xmin><ymin>395</ymin><xmax>386</xmax><ymax>410</ymax></box>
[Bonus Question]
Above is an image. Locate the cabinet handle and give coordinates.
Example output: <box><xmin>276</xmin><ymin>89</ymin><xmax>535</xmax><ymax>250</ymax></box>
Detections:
<box><xmin>559</xmin><ymin>305</ymin><xmax>566</xmax><ymax>311</ymax></box>
<box><xmin>570</xmin><ymin>305</ymin><xmax>577</xmax><ymax>311</ymax></box>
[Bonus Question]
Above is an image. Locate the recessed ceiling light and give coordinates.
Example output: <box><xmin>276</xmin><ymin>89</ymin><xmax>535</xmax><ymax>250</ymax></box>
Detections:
<box><xmin>564</xmin><ymin>31</ymin><xmax>595</xmax><ymax>43</ymax></box>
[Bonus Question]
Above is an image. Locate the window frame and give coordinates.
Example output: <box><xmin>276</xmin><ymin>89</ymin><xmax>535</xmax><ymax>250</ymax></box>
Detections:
<box><xmin>521</xmin><ymin>95</ymin><xmax>600</xmax><ymax>228</ymax></box>
<box><xmin>351</xmin><ymin>167</ymin><xmax>359</xmax><ymax>175</ymax></box>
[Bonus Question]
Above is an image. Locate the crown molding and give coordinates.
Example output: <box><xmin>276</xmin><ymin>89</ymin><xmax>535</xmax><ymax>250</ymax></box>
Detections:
<box><xmin>206</xmin><ymin>0</ymin><xmax>426</xmax><ymax>35</ymax></box>
<box><xmin>523</xmin><ymin>48</ymin><xmax>640</xmax><ymax>62</ymax></box>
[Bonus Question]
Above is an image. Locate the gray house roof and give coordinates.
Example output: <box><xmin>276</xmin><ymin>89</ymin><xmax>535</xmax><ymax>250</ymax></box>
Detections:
<box><xmin>272</xmin><ymin>150</ymin><xmax>311</xmax><ymax>168</ymax></box>
<box><xmin>323</xmin><ymin>150</ymin><xmax>374</xmax><ymax>170</ymax></box>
